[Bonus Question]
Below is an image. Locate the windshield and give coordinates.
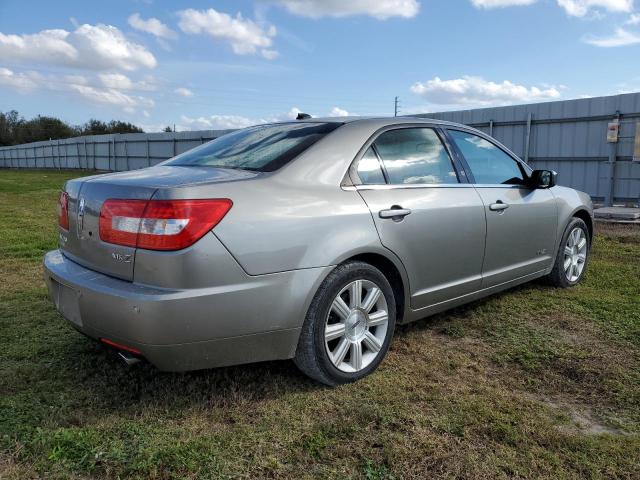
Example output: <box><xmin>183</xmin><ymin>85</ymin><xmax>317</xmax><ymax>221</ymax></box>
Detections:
<box><xmin>164</xmin><ymin>122</ymin><xmax>342</xmax><ymax>172</ymax></box>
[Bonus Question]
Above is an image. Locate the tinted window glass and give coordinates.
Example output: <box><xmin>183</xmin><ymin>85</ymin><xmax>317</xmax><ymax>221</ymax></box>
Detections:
<box><xmin>373</xmin><ymin>128</ymin><xmax>458</xmax><ymax>185</ymax></box>
<box><xmin>449</xmin><ymin>130</ymin><xmax>524</xmax><ymax>185</ymax></box>
<box><xmin>356</xmin><ymin>147</ymin><xmax>386</xmax><ymax>184</ymax></box>
<box><xmin>165</xmin><ymin>122</ymin><xmax>341</xmax><ymax>172</ymax></box>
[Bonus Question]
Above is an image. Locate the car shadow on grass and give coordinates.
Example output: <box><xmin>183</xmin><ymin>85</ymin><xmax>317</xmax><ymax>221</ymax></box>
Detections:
<box><xmin>50</xmin><ymin>281</ymin><xmax>552</xmax><ymax>418</ymax></box>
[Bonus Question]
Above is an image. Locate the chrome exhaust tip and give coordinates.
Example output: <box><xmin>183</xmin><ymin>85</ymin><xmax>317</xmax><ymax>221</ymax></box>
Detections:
<box><xmin>117</xmin><ymin>351</ymin><xmax>142</xmax><ymax>366</ymax></box>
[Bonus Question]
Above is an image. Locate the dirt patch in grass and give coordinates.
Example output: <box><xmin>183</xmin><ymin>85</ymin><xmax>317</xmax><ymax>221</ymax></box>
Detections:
<box><xmin>596</xmin><ymin>222</ymin><xmax>640</xmax><ymax>244</ymax></box>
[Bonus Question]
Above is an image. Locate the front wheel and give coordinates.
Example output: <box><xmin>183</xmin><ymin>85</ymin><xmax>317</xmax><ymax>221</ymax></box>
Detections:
<box><xmin>294</xmin><ymin>261</ymin><xmax>396</xmax><ymax>386</ymax></box>
<box><xmin>547</xmin><ymin>217</ymin><xmax>590</xmax><ymax>288</ymax></box>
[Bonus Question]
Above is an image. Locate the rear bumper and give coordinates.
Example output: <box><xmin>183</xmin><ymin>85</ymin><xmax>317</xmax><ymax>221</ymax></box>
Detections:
<box><xmin>43</xmin><ymin>249</ymin><xmax>331</xmax><ymax>371</ymax></box>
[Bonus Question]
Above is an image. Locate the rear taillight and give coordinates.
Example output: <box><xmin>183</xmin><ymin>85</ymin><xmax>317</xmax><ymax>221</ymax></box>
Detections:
<box><xmin>57</xmin><ymin>191</ymin><xmax>69</xmax><ymax>230</ymax></box>
<box><xmin>99</xmin><ymin>199</ymin><xmax>232</xmax><ymax>251</ymax></box>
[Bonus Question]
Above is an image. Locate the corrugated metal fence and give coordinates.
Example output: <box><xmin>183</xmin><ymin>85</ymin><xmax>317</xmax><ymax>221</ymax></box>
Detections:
<box><xmin>1</xmin><ymin>93</ymin><xmax>639</xmax><ymax>205</ymax></box>
<box><xmin>416</xmin><ymin>92</ymin><xmax>640</xmax><ymax>206</ymax></box>
<box><xmin>0</xmin><ymin>130</ymin><xmax>232</xmax><ymax>172</ymax></box>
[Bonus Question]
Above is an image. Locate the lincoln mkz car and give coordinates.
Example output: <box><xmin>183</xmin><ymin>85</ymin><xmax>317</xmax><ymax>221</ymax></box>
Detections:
<box><xmin>44</xmin><ymin>117</ymin><xmax>593</xmax><ymax>385</ymax></box>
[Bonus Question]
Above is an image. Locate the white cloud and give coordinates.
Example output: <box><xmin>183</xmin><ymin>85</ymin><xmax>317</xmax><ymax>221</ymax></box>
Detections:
<box><xmin>98</xmin><ymin>73</ymin><xmax>134</xmax><ymax>90</ymax></box>
<box><xmin>0</xmin><ymin>24</ymin><xmax>156</xmax><ymax>71</ymax></box>
<box><xmin>69</xmin><ymin>84</ymin><xmax>154</xmax><ymax>112</ymax></box>
<box><xmin>174</xmin><ymin>87</ymin><xmax>194</xmax><ymax>97</ymax></box>
<box><xmin>273</xmin><ymin>0</ymin><xmax>420</xmax><ymax>19</ymax></box>
<box><xmin>556</xmin><ymin>0</ymin><xmax>634</xmax><ymax>17</ymax></box>
<box><xmin>626</xmin><ymin>13</ymin><xmax>640</xmax><ymax>23</ymax></box>
<box><xmin>583</xmin><ymin>26</ymin><xmax>640</xmax><ymax>45</ymax></box>
<box><xmin>179</xmin><ymin>114</ymin><xmax>256</xmax><ymax>130</ymax></box>
<box><xmin>410</xmin><ymin>76</ymin><xmax>562</xmax><ymax>107</ymax></box>
<box><xmin>470</xmin><ymin>0</ymin><xmax>634</xmax><ymax>14</ymax></box>
<box><xmin>470</xmin><ymin>0</ymin><xmax>537</xmax><ymax>8</ymax></box>
<box><xmin>0</xmin><ymin>67</ymin><xmax>40</xmax><ymax>92</ymax></box>
<box><xmin>329</xmin><ymin>106</ymin><xmax>350</xmax><ymax>117</ymax></box>
<box><xmin>177</xmin><ymin>8</ymin><xmax>278</xmax><ymax>59</ymax></box>
<box><xmin>261</xmin><ymin>49</ymin><xmax>280</xmax><ymax>60</ymax></box>
<box><xmin>98</xmin><ymin>72</ymin><xmax>156</xmax><ymax>91</ymax></box>
<box><xmin>179</xmin><ymin>107</ymin><xmax>304</xmax><ymax>130</ymax></box>
<box><xmin>0</xmin><ymin>66</ymin><xmax>155</xmax><ymax>113</ymax></box>
<box><xmin>128</xmin><ymin>13</ymin><xmax>177</xmax><ymax>39</ymax></box>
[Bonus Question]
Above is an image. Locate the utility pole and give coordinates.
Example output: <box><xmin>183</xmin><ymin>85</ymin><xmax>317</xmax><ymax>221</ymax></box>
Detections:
<box><xmin>394</xmin><ymin>96</ymin><xmax>400</xmax><ymax>117</ymax></box>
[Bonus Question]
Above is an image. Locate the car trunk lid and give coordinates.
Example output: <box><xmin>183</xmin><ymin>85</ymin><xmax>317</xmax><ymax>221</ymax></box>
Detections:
<box><xmin>60</xmin><ymin>166</ymin><xmax>256</xmax><ymax>281</ymax></box>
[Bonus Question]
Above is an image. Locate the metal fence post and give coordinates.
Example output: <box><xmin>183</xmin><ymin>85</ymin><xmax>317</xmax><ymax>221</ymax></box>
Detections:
<box><xmin>489</xmin><ymin>119</ymin><xmax>494</xmax><ymax>137</ymax></box>
<box><xmin>605</xmin><ymin>111</ymin><xmax>621</xmax><ymax>207</ymax></box>
<box><xmin>123</xmin><ymin>138</ymin><xmax>130</xmax><ymax>171</ymax></box>
<box><xmin>146</xmin><ymin>138</ymin><xmax>150</xmax><ymax>167</ymax></box>
<box><xmin>524</xmin><ymin>112</ymin><xmax>532</xmax><ymax>164</ymax></box>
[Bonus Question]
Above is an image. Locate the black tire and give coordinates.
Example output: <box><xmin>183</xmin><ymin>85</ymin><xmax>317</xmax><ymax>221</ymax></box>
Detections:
<box><xmin>547</xmin><ymin>217</ymin><xmax>591</xmax><ymax>288</ymax></box>
<box><xmin>294</xmin><ymin>261</ymin><xmax>396</xmax><ymax>386</ymax></box>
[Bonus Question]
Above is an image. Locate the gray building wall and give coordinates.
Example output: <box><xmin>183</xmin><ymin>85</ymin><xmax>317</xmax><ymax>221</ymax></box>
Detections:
<box><xmin>415</xmin><ymin>92</ymin><xmax>640</xmax><ymax>205</ymax></box>
<box><xmin>1</xmin><ymin>92</ymin><xmax>639</xmax><ymax>205</ymax></box>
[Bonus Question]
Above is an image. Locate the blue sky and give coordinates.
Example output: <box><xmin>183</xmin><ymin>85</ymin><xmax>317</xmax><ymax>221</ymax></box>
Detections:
<box><xmin>1</xmin><ymin>0</ymin><xmax>639</xmax><ymax>131</ymax></box>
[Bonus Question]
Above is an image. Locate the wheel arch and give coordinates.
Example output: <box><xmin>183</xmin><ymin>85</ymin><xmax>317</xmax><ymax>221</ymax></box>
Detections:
<box><xmin>572</xmin><ymin>208</ymin><xmax>593</xmax><ymax>244</ymax></box>
<box><xmin>338</xmin><ymin>252</ymin><xmax>408</xmax><ymax>324</ymax></box>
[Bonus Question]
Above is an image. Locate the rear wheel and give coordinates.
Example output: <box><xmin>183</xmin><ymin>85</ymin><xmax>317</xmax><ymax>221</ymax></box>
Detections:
<box><xmin>547</xmin><ymin>217</ymin><xmax>590</xmax><ymax>288</ymax></box>
<box><xmin>294</xmin><ymin>261</ymin><xmax>396</xmax><ymax>386</ymax></box>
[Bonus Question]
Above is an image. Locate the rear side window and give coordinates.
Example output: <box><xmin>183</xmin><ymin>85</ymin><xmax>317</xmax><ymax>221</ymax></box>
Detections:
<box><xmin>448</xmin><ymin>130</ymin><xmax>525</xmax><ymax>185</ymax></box>
<box><xmin>373</xmin><ymin>128</ymin><xmax>458</xmax><ymax>185</ymax></box>
<box><xmin>165</xmin><ymin>122</ymin><xmax>341</xmax><ymax>172</ymax></box>
<box><xmin>356</xmin><ymin>147</ymin><xmax>386</xmax><ymax>184</ymax></box>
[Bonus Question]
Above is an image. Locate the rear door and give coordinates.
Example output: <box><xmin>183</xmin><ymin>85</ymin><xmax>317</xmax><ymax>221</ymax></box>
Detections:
<box><xmin>354</xmin><ymin>126</ymin><xmax>486</xmax><ymax>309</ymax></box>
<box><xmin>446</xmin><ymin>129</ymin><xmax>557</xmax><ymax>287</ymax></box>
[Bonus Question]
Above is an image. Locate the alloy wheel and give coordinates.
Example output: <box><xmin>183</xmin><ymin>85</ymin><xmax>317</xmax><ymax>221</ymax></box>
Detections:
<box><xmin>324</xmin><ymin>279</ymin><xmax>389</xmax><ymax>373</ymax></box>
<box><xmin>564</xmin><ymin>227</ymin><xmax>587</xmax><ymax>282</ymax></box>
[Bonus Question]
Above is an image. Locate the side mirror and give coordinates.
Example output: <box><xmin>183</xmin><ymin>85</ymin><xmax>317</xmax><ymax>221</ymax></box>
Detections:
<box><xmin>529</xmin><ymin>169</ymin><xmax>557</xmax><ymax>189</ymax></box>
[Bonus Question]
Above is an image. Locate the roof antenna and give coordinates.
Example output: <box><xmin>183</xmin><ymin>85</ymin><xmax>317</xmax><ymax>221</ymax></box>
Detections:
<box><xmin>296</xmin><ymin>112</ymin><xmax>312</xmax><ymax>120</ymax></box>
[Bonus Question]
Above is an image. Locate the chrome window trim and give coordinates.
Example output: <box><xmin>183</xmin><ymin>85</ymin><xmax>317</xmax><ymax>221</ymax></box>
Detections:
<box><xmin>354</xmin><ymin>183</ymin><xmax>475</xmax><ymax>191</ymax></box>
<box><xmin>472</xmin><ymin>184</ymin><xmax>533</xmax><ymax>189</ymax></box>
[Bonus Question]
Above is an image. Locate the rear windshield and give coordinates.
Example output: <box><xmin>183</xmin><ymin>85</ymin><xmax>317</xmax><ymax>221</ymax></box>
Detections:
<box><xmin>165</xmin><ymin>122</ymin><xmax>342</xmax><ymax>172</ymax></box>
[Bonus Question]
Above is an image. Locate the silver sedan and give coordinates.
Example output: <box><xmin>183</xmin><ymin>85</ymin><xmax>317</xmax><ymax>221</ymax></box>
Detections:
<box><xmin>44</xmin><ymin>117</ymin><xmax>593</xmax><ymax>385</ymax></box>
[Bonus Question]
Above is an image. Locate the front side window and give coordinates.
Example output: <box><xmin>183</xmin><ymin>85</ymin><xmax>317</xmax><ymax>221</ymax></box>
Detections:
<box><xmin>165</xmin><ymin>122</ymin><xmax>341</xmax><ymax>172</ymax></box>
<box><xmin>448</xmin><ymin>130</ymin><xmax>525</xmax><ymax>185</ymax></box>
<box><xmin>372</xmin><ymin>128</ymin><xmax>458</xmax><ymax>185</ymax></box>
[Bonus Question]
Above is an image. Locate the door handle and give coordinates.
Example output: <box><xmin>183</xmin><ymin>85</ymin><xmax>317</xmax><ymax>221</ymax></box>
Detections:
<box><xmin>489</xmin><ymin>201</ymin><xmax>509</xmax><ymax>212</ymax></box>
<box><xmin>379</xmin><ymin>207</ymin><xmax>412</xmax><ymax>220</ymax></box>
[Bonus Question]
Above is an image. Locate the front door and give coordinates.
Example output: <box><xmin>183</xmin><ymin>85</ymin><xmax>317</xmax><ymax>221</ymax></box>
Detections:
<box><xmin>353</xmin><ymin>126</ymin><xmax>486</xmax><ymax>309</ymax></box>
<box><xmin>446</xmin><ymin>129</ymin><xmax>557</xmax><ymax>287</ymax></box>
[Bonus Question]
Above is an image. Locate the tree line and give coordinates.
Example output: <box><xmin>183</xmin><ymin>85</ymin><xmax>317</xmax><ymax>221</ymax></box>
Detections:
<box><xmin>0</xmin><ymin>110</ymin><xmax>146</xmax><ymax>146</ymax></box>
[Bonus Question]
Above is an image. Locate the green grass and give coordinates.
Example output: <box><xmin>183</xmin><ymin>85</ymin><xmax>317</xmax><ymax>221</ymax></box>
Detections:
<box><xmin>1</xmin><ymin>169</ymin><xmax>639</xmax><ymax>479</ymax></box>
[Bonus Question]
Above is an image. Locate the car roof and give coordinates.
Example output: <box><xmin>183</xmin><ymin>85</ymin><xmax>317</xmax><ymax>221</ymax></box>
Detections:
<box><xmin>293</xmin><ymin>116</ymin><xmax>460</xmax><ymax>127</ymax></box>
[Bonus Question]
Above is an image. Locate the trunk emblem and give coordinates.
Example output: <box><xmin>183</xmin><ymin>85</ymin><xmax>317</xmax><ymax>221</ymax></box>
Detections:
<box><xmin>77</xmin><ymin>197</ymin><xmax>86</xmax><ymax>237</ymax></box>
